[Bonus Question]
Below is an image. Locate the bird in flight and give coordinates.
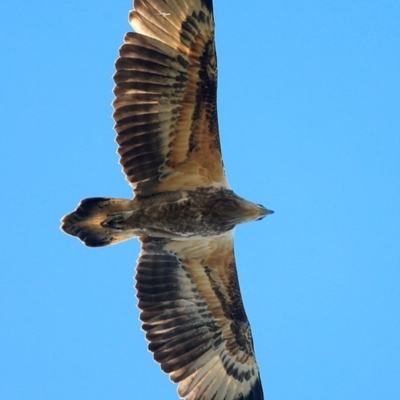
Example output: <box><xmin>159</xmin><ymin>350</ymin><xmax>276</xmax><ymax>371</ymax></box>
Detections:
<box><xmin>62</xmin><ymin>0</ymin><xmax>273</xmax><ymax>399</ymax></box>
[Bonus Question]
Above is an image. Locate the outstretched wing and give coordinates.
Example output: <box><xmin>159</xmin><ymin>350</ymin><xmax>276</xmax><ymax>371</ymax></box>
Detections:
<box><xmin>136</xmin><ymin>233</ymin><xmax>264</xmax><ymax>400</ymax></box>
<box><xmin>113</xmin><ymin>0</ymin><xmax>229</xmax><ymax>196</ymax></box>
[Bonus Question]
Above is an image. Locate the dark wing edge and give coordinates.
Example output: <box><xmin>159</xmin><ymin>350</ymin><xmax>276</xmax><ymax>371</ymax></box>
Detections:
<box><xmin>136</xmin><ymin>234</ymin><xmax>264</xmax><ymax>400</ymax></box>
<box><xmin>113</xmin><ymin>0</ymin><xmax>229</xmax><ymax>196</ymax></box>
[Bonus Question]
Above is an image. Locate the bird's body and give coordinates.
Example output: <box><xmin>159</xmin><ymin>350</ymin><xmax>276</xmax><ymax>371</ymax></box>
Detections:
<box><xmin>62</xmin><ymin>1</ymin><xmax>273</xmax><ymax>399</ymax></box>
<box><xmin>63</xmin><ymin>188</ymin><xmax>269</xmax><ymax>245</ymax></box>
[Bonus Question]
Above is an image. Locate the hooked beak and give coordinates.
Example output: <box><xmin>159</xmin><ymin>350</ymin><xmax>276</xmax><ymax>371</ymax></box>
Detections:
<box><xmin>257</xmin><ymin>204</ymin><xmax>274</xmax><ymax>220</ymax></box>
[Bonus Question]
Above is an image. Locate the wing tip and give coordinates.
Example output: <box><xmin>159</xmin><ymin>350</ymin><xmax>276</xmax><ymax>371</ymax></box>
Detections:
<box><xmin>201</xmin><ymin>0</ymin><xmax>214</xmax><ymax>14</ymax></box>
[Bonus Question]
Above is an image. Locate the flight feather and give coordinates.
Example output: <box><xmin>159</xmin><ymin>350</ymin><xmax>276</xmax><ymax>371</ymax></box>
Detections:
<box><xmin>113</xmin><ymin>0</ymin><xmax>228</xmax><ymax>196</ymax></box>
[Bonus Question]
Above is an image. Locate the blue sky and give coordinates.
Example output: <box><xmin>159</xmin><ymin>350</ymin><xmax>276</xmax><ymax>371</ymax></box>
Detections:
<box><xmin>1</xmin><ymin>1</ymin><xmax>399</xmax><ymax>399</ymax></box>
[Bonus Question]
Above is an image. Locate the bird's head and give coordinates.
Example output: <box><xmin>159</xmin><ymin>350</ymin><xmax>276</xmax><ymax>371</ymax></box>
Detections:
<box><xmin>237</xmin><ymin>199</ymin><xmax>274</xmax><ymax>223</ymax></box>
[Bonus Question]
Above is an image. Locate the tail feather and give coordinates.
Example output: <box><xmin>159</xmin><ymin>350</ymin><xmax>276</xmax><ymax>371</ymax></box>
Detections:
<box><xmin>61</xmin><ymin>197</ymin><xmax>137</xmax><ymax>247</ymax></box>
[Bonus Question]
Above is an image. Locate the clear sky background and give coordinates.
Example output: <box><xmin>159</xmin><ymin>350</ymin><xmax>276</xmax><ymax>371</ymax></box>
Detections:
<box><xmin>1</xmin><ymin>1</ymin><xmax>399</xmax><ymax>399</ymax></box>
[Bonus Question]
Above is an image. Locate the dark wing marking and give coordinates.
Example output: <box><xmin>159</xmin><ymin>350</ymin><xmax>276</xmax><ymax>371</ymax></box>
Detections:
<box><xmin>113</xmin><ymin>0</ymin><xmax>229</xmax><ymax>196</ymax></box>
<box><xmin>136</xmin><ymin>233</ymin><xmax>264</xmax><ymax>400</ymax></box>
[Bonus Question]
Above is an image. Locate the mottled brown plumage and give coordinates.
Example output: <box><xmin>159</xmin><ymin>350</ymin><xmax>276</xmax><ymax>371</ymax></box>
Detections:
<box><xmin>61</xmin><ymin>1</ymin><xmax>273</xmax><ymax>399</ymax></box>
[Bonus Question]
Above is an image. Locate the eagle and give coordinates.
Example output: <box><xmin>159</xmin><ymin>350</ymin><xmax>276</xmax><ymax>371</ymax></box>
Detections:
<box><xmin>61</xmin><ymin>0</ymin><xmax>273</xmax><ymax>399</ymax></box>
